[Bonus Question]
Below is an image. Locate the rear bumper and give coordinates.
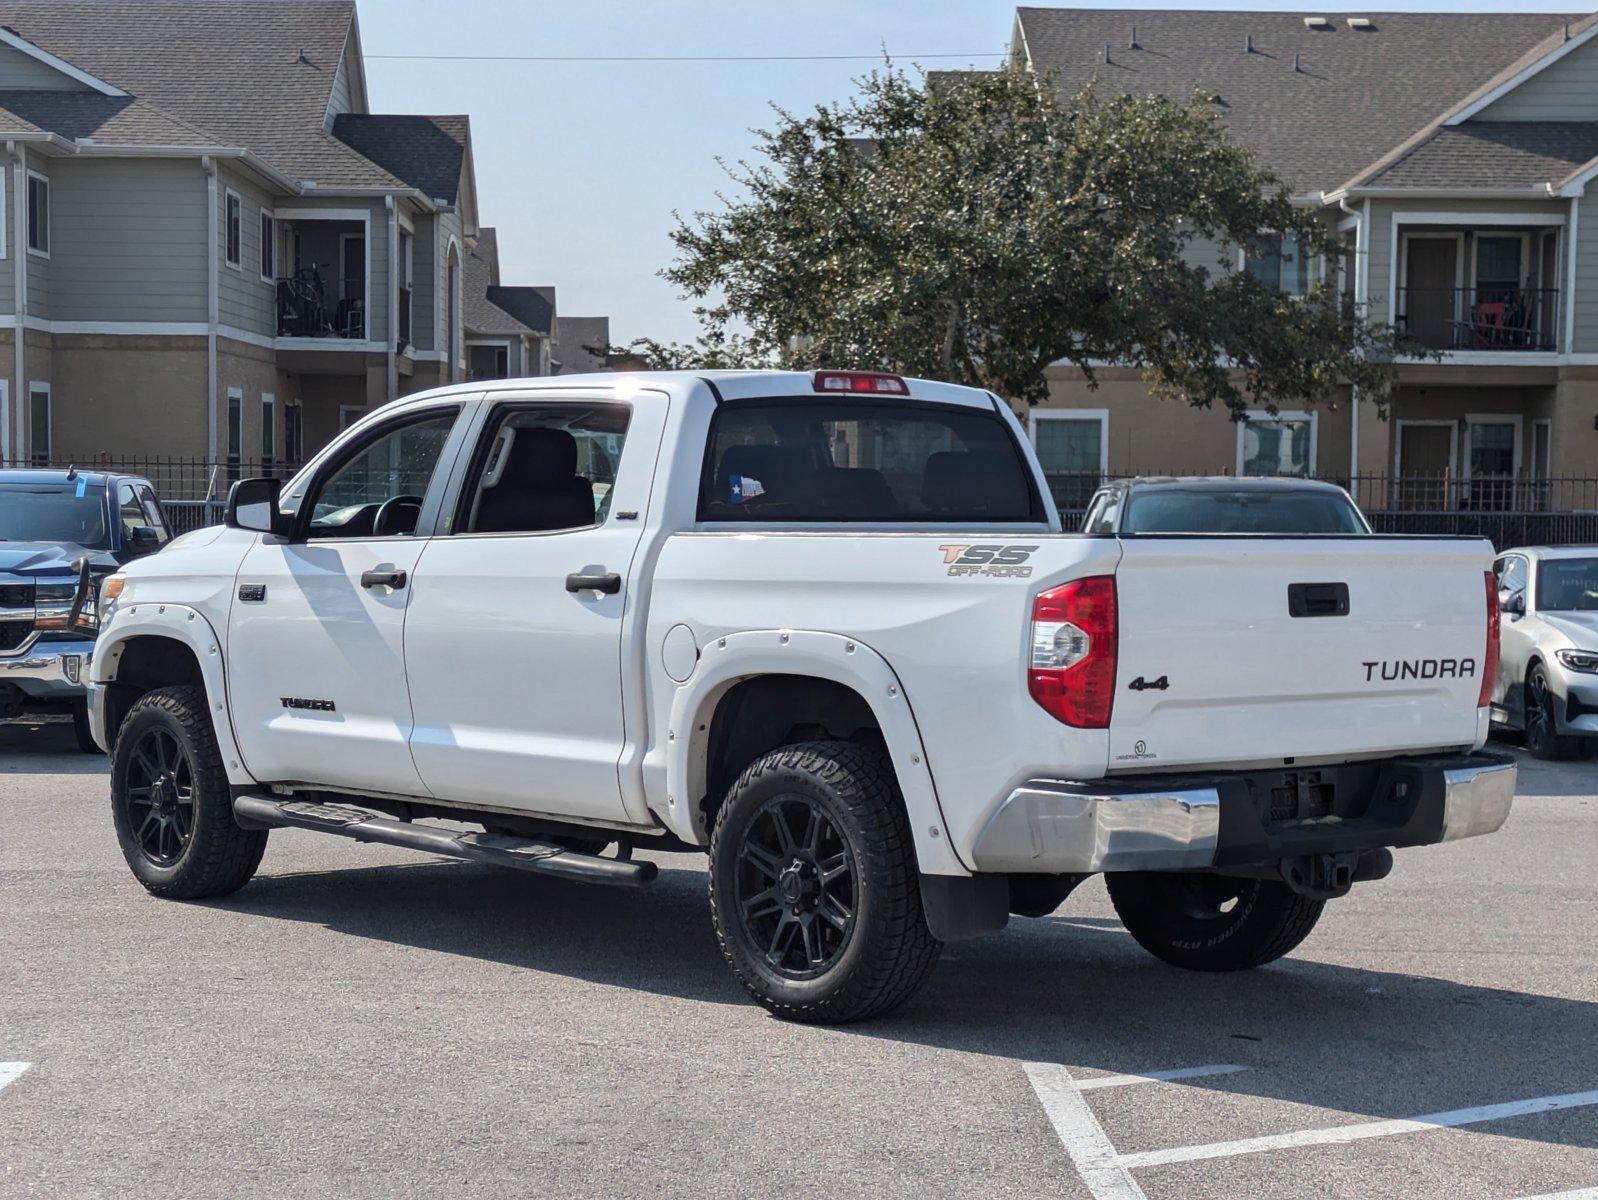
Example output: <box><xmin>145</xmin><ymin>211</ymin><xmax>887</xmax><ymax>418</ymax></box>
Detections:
<box><xmin>970</xmin><ymin>751</ymin><xmax>1516</xmax><ymax>874</ymax></box>
<box><xmin>0</xmin><ymin>639</ymin><xmax>92</xmax><ymax>705</ymax></box>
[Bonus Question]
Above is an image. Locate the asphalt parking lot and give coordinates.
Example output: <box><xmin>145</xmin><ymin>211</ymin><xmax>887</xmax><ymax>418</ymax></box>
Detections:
<box><xmin>0</xmin><ymin>721</ymin><xmax>1594</xmax><ymax>1200</ymax></box>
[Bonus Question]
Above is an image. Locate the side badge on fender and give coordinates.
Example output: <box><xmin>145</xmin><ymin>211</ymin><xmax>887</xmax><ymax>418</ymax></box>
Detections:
<box><xmin>1128</xmin><ymin>675</ymin><xmax>1169</xmax><ymax>692</ymax></box>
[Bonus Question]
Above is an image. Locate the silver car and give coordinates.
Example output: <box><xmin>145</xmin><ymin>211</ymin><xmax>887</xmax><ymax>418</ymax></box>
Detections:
<box><xmin>1492</xmin><ymin>545</ymin><xmax>1598</xmax><ymax>759</ymax></box>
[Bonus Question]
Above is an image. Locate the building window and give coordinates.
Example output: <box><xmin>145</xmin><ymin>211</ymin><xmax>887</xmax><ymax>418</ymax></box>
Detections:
<box><xmin>226</xmin><ymin>388</ymin><xmax>242</xmax><ymax>480</ymax></box>
<box><xmin>224</xmin><ymin>191</ymin><xmax>242</xmax><ymax>268</ymax></box>
<box><xmin>398</xmin><ymin>228</ymin><xmax>414</xmax><ymax>346</ymax></box>
<box><xmin>1031</xmin><ymin>410</ymin><xmax>1107</xmax><ymax>511</ymax></box>
<box><xmin>260</xmin><ymin>393</ymin><xmax>276</xmax><ymax>474</ymax></box>
<box><xmin>1238</xmin><ymin>412</ymin><xmax>1316</xmax><ymax>477</ymax></box>
<box><xmin>26</xmin><ymin>172</ymin><xmax>48</xmax><ymax>257</ymax></box>
<box><xmin>27</xmin><ymin>382</ymin><xmax>49</xmax><ymax>464</ymax></box>
<box><xmin>469</xmin><ymin>344</ymin><xmax>510</xmax><ymax>380</ymax></box>
<box><xmin>1244</xmin><ymin>233</ymin><xmax>1313</xmax><ymax>297</ymax></box>
<box><xmin>260</xmin><ymin>211</ymin><xmax>275</xmax><ymax>281</ymax></box>
<box><xmin>284</xmin><ymin>400</ymin><xmax>303</xmax><ymax>464</ymax></box>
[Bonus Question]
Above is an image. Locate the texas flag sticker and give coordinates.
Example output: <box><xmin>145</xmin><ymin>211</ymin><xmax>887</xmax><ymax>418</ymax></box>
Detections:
<box><xmin>730</xmin><ymin>474</ymin><xmax>765</xmax><ymax>503</ymax></box>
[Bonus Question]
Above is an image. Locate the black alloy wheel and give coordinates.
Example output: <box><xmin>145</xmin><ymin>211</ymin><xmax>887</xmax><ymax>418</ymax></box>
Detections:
<box><xmin>122</xmin><ymin>725</ymin><xmax>196</xmax><ymax>866</ymax></box>
<box><xmin>735</xmin><ymin>794</ymin><xmax>857</xmax><ymax>979</ymax></box>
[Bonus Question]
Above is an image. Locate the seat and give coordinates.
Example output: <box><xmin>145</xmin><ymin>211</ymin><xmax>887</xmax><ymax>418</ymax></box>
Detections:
<box><xmin>921</xmin><ymin>449</ymin><xmax>1030</xmax><ymax>516</ymax></box>
<box><xmin>474</xmin><ymin>427</ymin><xmax>595</xmax><ymax>533</ymax></box>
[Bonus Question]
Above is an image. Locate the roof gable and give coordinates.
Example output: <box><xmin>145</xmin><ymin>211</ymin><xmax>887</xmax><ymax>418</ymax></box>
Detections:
<box><xmin>1469</xmin><ymin>25</ymin><xmax>1598</xmax><ymax>123</ymax></box>
<box><xmin>1014</xmin><ymin>7</ymin><xmax>1584</xmax><ymax>194</ymax></box>
<box><xmin>0</xmin><ymin>25</ymin><xmax>124</xmax><ymax>95</ymax></box>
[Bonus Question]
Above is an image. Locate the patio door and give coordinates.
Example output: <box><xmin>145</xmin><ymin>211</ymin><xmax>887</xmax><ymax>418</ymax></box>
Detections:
<box><xmin>1396</xmin><ymin>424</ymin><xmax>1453</xmax><ymax>511</ymax></box>
<box><xmin>1404</xmin><ymin>238</ymin><xmax>1457</xmax><ymax>349</ymax></box>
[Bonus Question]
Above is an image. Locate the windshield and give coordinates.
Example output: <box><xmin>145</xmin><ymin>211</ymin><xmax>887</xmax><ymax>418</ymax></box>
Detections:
<box><xmin>0</xmin><ymin>483</ymin><xmax>109</xmax><ymax>546</ymax></box>
<box><xmin>1121</xmin><ymin>488</ymin><xmax>1367</xmax><ymax>535</ymax></box>
<box><xmin>699</xmin><ymin>398</ymin><xmax>1042</xmax><ymax>523</ymax></box>
<box><xmin>1537</xmin><ymin>558</ymin><xmax>1598</xmax><ymax>612</ymax></box>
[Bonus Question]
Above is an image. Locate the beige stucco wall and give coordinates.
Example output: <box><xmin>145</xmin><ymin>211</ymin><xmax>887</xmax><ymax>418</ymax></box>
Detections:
<box><xmin>46</xmin><ymin>334</ymin><xmax>209</xmax><ymax>461</ymax></box>
<box><xmin>1037</xmin><ymin>367</ymin><xmax>1357</xmax><ymax>479</ymax></box>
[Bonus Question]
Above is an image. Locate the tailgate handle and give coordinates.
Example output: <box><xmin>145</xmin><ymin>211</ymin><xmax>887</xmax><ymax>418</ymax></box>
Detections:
<box><xmin>1289</xmin><ymin>582</ymin><xmax>1349</xmax><ymax>618</ymax></box>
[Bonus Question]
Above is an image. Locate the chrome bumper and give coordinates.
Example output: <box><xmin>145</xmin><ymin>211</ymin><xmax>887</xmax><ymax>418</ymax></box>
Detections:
<box><xmin>972</xmin><ymin>752</ymin><xmax>1516</xmax><ymax>874</ymax></box>
<box><xmin>970</xmin><ymin>781</ymin><xmax>1222</xmax><ymax>873</ymax></box>
<box><xmin>0</xmin><ymin>640</ymin><xmax>92</xmax><ymax>702</ymax></box>
<box><xmin>1437</xmin><ymin>756</ymin><xmax>1517</xmax><ymax>842</ymax></box>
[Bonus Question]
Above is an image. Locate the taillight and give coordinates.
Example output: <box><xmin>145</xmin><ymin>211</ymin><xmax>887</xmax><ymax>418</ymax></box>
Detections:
<box><xmin>813</xmin><ymin>370</ymin><xmax>909</xmax><ymax>395</ymax></box>
<box><xmin>1029</xmin><ymin>575</ymin><xmax>1117</xmax><ymax>728</ymax></box>
<box><xmin>1479</xmin><ymin>569</ymin><xmax>1499</xmax><ymax>708</ymax></box>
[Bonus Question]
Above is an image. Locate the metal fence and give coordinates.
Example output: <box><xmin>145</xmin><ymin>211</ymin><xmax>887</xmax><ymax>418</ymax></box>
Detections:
<box><xmin>1043</xmin><ymin>470</ymin><xmax>1598</xmax><ymax>551</ymax></box>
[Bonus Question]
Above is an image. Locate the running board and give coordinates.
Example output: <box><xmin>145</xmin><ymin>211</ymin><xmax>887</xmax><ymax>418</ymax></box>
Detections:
<box><xmin>232</xmin><ymin>794</ymin><xmax>657</xmax><ymax>887</ymax></box>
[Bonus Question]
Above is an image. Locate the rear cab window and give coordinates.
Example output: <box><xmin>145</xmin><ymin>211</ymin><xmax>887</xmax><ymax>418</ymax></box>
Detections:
<box><xmin>698</xmin><ymin>398</ymin><xmax>1045</xmax><ymax>524</ymax></box>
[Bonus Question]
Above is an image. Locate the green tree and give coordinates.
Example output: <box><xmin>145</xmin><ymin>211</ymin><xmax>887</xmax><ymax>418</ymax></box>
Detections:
<box><xmin>663</xmin><ymin>64</ymin><xmax>1413</xmax><ymax>415</ymax></box>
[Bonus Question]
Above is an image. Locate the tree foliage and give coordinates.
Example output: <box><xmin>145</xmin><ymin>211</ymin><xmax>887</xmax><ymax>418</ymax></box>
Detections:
<box><xmin>663</xmin><ymin>65</ymin><xmax>1412</xmax><ymax>414</ymax></box>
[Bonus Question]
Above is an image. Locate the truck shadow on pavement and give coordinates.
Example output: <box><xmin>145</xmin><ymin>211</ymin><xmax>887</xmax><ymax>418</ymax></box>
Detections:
<box><xmin>0</xmin><ymin>718</ymin><xmax>105</xmax><ymax>771</ymax></box>
<box><xmin>219</xmin><ymin>853</ymin><xmax>1598</xmax><ymax>1153</ymax></box>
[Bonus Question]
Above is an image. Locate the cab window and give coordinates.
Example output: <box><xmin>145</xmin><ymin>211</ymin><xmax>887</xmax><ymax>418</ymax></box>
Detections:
<box><xmin>118</xmin><ymin>482</ymin><xmax>168</xmax><ymax>549</ymax></box>
<box><xmin>1495</xmin><ymin>555</ymin><xmax>1528</xmax><ymax>598</ymax></box>
<box><xmin>456</xmin><ymin>403</ymin><xmax>631</xmax><ymax>535</ymax></box>
<box><xmin>305</xmin><ymin>409</ymin><xmax>459</xmax><ymax>539</ymax></box>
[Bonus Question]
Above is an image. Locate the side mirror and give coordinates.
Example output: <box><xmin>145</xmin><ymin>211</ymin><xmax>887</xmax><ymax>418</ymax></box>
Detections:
<box><xmin>127</xmin><ymin>525</ymin><xmax>162</xmax><ymax>555</ymax></box>
<box><xmin>1501</xmin><ymin>588</ymin><xmax>1526</xmax><ymax>617</ymax></box>
<box><xmin>226</xmin><ymin>478</ymin><xmax>290</xmax><ymax>536</ymax></box>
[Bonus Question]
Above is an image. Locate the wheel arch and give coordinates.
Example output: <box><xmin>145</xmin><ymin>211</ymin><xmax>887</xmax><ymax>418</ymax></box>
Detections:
<box><xmin>93</xmin><ymin>606</ymin><xmax>251</xmax><ymax>784</ymax></box>
<box><xmin>662</xmin><ymin>629</ymin><xmax>968</xmax><ymax>876</ymax></box>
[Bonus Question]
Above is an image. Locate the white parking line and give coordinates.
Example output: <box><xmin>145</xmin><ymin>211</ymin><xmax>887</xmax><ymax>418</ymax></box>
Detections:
<box><xmin>1076</xmin><ymin>1064</ymin><xmax>1248</xmax><ymax>1092</ymax></box>
<box><xmin>1508</xmin><ymin>1189</ymin><xmax>1598</xmax><ymax>1200</ymax></box>
<box><xmin>1023</xmin><ymin>1062</ymin><xmax>1147</xmax><ymax>1200</ymax></box>
<box><xmin>0</xmin><ymin>1062</ymin><xmax>30</xmax><ymax>1094</ymax></box>
<box><xmin>1119</xmin><ymin>1088</ymin><xmax>1598</xmax><ymax>1170</ymax></box>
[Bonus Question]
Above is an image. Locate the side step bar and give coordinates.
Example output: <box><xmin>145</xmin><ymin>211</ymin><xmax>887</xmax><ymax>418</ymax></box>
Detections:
<box><xmin>233</xmin><ymin>794</ymin><xmax>657</xmax><ymax>887</ymax></box>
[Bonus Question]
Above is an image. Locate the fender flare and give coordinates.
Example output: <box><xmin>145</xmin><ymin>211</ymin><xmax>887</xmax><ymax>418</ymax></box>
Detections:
<box><xmin>663</xmin><ymin>628</ymin><xmax>969</xmax><ymax>876</ymax></box>
<box><xmin>91</xmin><ymin>604</ymin><xmax>255</xmax><ymax>787</ymax></box>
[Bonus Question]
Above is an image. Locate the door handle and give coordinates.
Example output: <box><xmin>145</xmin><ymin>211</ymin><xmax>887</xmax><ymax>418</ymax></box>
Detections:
<box><xmin>360</xmin><ymin>568</ymin><xmax>408</xmax><ymax>590</ymax></box>
<box><xmin>566</xmin><ymin>571</ymin><xmax>621</xmax><ymax>595</ymax></box>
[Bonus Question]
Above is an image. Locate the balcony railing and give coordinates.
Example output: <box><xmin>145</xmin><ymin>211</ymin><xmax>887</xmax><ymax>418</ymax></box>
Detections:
<box><xmin>277</xmin><ymin>266</ymin><xmax>365</xmax><ymax>340</ymax></box>
<box><xmin>1397</xmin><ymin>287</ymin><xmax>1560</xmax><ymax>353</ymax></box>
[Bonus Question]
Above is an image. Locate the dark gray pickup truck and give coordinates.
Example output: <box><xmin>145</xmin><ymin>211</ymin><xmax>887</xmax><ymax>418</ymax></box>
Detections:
<box><xmin>0</xmin><ymin>468</ymin><xmax>170</xmax><ymax>749</ymax></box>
<box><xmin>1081</xmin><ymin>476</ymin><xmax>1371</xmax><ymax>535</ymax></box>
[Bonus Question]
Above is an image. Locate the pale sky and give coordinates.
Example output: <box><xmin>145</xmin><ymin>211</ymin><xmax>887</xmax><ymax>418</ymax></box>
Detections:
<box><xmin>362</xmin><ymin>0</ymin><xmax>1597</xmax><ymax>345</ymax></box>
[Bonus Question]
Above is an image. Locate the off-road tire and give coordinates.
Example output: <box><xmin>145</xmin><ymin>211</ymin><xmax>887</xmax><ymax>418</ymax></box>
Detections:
<box><xmin>1106</xmin><ymin>871</ymin><xmax>1324</xmax><ymax>972</ymax></box>
<box><xmin>1523</xmin><ymin>664</ymin><xmax>1579</xmax><ymax>761</ymax></box>
<box><xmin>709</xmin><ymin>740</ymin><xmax>941</xmax><ymax>1023</ymax></box>
<box><xmin>111</xmin><ymin>686</ymin><xmax>267</xmax><ymax>899</ymax></box>
<box><xmin>71</xmin><ymin>700</ymin><xmax>100</xmax><ymax>754</ymax></box>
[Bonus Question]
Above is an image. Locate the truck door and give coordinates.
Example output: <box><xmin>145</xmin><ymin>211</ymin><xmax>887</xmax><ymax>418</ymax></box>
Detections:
<box><xmin>227</xmin><ymin>405</ymin><xmax>467</xmax><ymax>796</ymax></box>
<box><xmin>403</xmin><ymin>395</ymin><xmax>664</xmax><ymax>823</ymax></box>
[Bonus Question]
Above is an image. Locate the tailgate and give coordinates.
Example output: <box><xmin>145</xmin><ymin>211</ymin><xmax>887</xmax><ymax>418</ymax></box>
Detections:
<box><xmin>1110</xmin><ymin>537</ymin><xmax>1491</xmax><ymax>771</ymax></box>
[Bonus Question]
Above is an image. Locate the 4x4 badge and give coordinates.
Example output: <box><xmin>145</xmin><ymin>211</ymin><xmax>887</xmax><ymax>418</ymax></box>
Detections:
<box><xmin>1128</xmin><ymin>675</ymin><xmax>1169</xmax><ymax>691</ymax></box>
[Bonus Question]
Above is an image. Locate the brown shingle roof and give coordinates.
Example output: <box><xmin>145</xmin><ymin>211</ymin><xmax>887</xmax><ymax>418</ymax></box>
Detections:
<box><xmin>1015</xmin><ymin>7</ymin><xmax>1588</xmax><ymax>193</ymax></box>
<box><xmin>464</xmin><ymin>228</ymin><xmax>534</xmax><ymax>336</ymax></box>
<box><xmin>0</xmin><ymin>0</ymin><xmax>404</xmax><ymax>187</ymax></box>
<box><xmin>332</xmin><ymin>114</ymin><xmax>469</xmax><ymax>202</ymax></box>
<box><xmin>1364</xmin><ymin>122</ymin><xmax>1598</xmax><ymax>189</ymax></box>
<box><xmin>0</xmin><ymin>90</ymin><xmax>219</xmax><ymax>145</ymax></box>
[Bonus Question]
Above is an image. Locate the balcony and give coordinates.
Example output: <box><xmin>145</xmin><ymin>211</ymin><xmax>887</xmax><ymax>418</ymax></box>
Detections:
<box><xmin>273</xmin><ymin>217</ymin><xmax>368</xmax><ymax>342</ymax></box>
<box><xmin>1396</xmin><ymin>224</ymin><xmax>1563</xmax><ymax>355</ymax></box>
<box><xmin>1397</xmin><ymin>286</ymin><xmax>1560</xmax><ymax>353</ymax></box>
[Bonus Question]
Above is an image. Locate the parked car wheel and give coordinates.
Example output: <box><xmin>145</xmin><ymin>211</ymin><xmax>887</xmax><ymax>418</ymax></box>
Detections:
<box><xmin>1105</xmin><ymin>871</ymin><xmax>1324</xmax><ymax>971</ymax></box>
<box><xmin>709</xmin><ymin>740</ymin><xmax>941</xmax><ymax>1023</ymax></box>
<box><xmin>1523</xmin><ymin>663</ymin><xmax>1579</xmax><ymax>761</ymax></box>
<box><xmin>111</xmin><ymin>686</ymin><xmax>267</xmax><ymax>899</ymax></box>
<box><xmin>70</xmin><ymin>701</ymin><xmax>100</xmax><ymax>754</ymax></box>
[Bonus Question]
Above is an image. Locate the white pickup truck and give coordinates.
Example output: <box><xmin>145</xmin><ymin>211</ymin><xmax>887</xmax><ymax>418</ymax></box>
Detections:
<box><xmin>87</xmin><ymin>370</ymin><xmax>1516</xmax><ymax>1023</ymax></box>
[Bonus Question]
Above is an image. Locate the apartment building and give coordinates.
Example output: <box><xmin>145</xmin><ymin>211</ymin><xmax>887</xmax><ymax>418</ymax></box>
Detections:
<box><xmin>0</xmin><ymin>0</ymin><xmax>486</xmax><ymax>469</ymax></box>
<box><xmin>1004</xmin><ymin>8</ymin><xmax>1598</xmax><ymax>513</ymax></box>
